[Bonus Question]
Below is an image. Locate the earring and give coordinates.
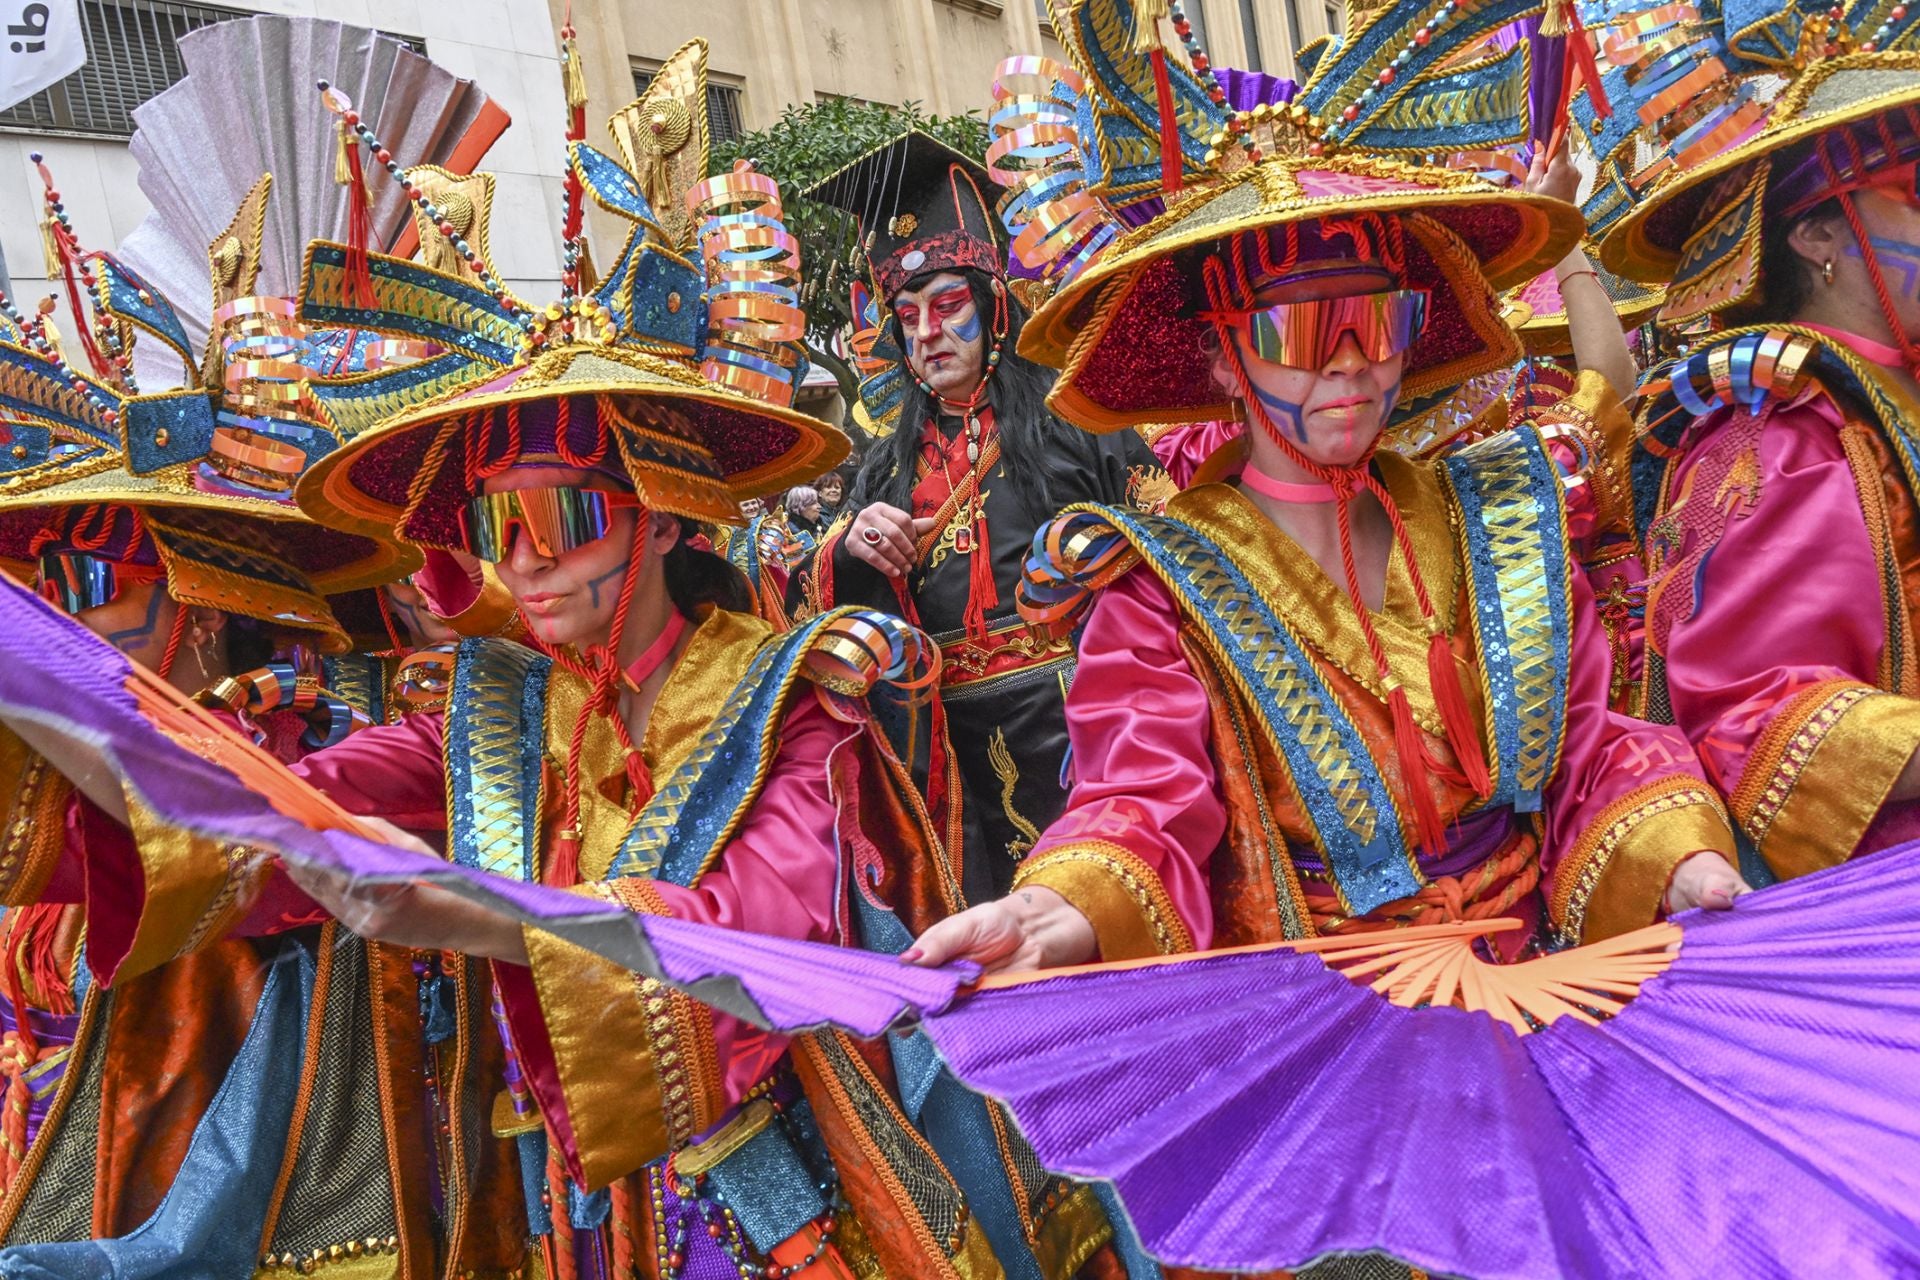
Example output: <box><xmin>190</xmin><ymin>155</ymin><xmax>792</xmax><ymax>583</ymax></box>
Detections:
<box><xmin>1824</xmin><ymin>259</ymin><xmax>1836</xmax><ymax>286</ymax></box>
<box><xmin>189</xmin><ymin>624</ymin><xmax>212</xmax><ymax>680</ymax></box>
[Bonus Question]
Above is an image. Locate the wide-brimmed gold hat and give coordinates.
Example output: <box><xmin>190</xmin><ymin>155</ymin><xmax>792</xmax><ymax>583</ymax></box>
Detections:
<box><xmin>1596</xmin><ymin>6</ymin><xmax>1920</xmax><ymax>322</ymax></box>
<box><xmin>299</xmin><ymin>342</ymin><xmax>848</xmax><ymax>548</ymax></box>
<box><xmin>1505</xmin><ymin>255</ymin><xmax>1666</xmax><ymax>358</ymax></box>
<box><xmin>984</xmin><ymin>0</ymin><xmax>1583</xmax><ymax>431</ymax></box>
<box><xmin>0</xmin><ymin>332</ymin><xmax>404</xmax><ymax>652</ymax></box>
<box><xmin>294</xmin><ymin>35</ymin><xmax>847</xmax><ymax>546</ymax></box>
<box><xmin>1025</xmin><ymin>154</ymin><xmax>1581</xmax><ymax>431</ymax></box>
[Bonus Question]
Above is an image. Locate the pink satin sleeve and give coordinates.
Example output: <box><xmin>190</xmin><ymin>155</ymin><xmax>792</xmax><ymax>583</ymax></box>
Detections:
<box><xmin>650</xmin><ymin>694</ymin><xmax>847</xmax><ymax>1099</ymax></box>
<box><xmin>506</xmin><ymin>692</ymin><xmax>853</xmax><ymax>1141</ymax></box>
<box><xmin>1028</xmin><ymin>568</ymin><xmax>1226</xmax><ymax>947</ymax></box>
<box><xmin>290</xmin><ymin>712</ymin><xmax>451</xmax><ymax>832</ymax></box>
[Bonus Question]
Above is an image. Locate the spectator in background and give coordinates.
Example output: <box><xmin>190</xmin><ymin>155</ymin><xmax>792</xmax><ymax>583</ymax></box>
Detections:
<box><xmin>786</xmin><ymin>485</ymin><xmax>825</xmax><ymax>540</ymax></box>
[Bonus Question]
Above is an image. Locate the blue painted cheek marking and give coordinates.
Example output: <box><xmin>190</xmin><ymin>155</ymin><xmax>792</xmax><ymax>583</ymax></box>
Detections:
<box><xmin>1853</xmin><ymin>236</ymin><xmax>1920</xmax><ymax>298</ymax></box>
<box><xmin>584</xmin><ymin>563</ymin><xmax>626</xmax><ymax>608</ymax></box>
<box><xmin>104</xmin><ymin>586</ymin><xmax>167</xmax><ymax>652</ymax></box>
<box><xmin>1251</xmin><ymin>383</ymin><xmax>1309</xmax><ymax>442</ymax></box>
<box><xmin>950</xmin><ymin>310</ymin><xmax>982</xmax><ymax>343</ymax></box>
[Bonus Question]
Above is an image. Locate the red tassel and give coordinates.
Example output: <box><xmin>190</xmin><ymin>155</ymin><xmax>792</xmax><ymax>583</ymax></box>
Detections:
<box><xmin>342</xmin><ymin>132</ymin><xmax>379</xmax><ymax>311</ymax></box>
<box><xmin>1426</xmin><ymin>631</ymin><xmax>1492</xmax><ymax>800</ymax></box>
<box><xmin>546</xmin><ymin>832</ymin><xmax>582</xmax><ymax>891</ymax></box>
<box><xmin>12</xmin><ymin>904</ymin><xmax>72</xmax><ymax>1017</ymax></box>
<box><xmin>1566</xmin><ymin>8</ymin><xmax>1612</xmax><ymax>120</ymax></box>
<box><xmin>963</xmin><ymin>512</ymin><xmax>998</xmax><ymax>643</ymax></box>
<box><xmin>1387</xmin><ymin>686</ymin><xmax>1449</xmax><ymax>856</ymax></box>
<box><xmin>1149</xmin><ymin>49</ymin><xmax>1184</xmax><ymax>195</ymax></box>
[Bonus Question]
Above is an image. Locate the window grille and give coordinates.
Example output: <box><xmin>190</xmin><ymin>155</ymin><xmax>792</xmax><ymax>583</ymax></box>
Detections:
<box><xmin>631</xmin><ymin>64</ymin><xmax>747</xmax><ymax>146</ymax></box>
<box><xmin>0</xmin><ymin>0</ymin><xmax>425</xmax><ymax>140</ymax></box>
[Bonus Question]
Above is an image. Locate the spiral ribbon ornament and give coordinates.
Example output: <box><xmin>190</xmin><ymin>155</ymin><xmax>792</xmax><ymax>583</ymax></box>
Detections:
<box><xmin>988</xmin><ymin>56</ymin><xmax>1121</xmax><ymax>286</ymax></box>
<box><xmin>804</xmin><ymin>609</ymin><xmax>942</xmax><ymax>701</ymax></box>
<box><xmin>202</xmin><ymin>298</ymin><xmax>429</xmax><ymax>499</ymax></box>
<box><xmin>200</xmin><ymin>661</ymin><xmax>369</xmax><ymax>749</ymax></box>
<box><xmin>204</xmin><ymin>295</ymin><xmax>330</xmax><ymax>497</ymax></box>
<box><xmin>1599</xmin><ymin>3</ymin><xmax>1766</xmax><ymax>177</ymax></box>
<box><xmin>689</xmin><ymin>162</ymin><xmax>806</xmax><ymax>407</ymax></box>
<box><xmin>847</xmin><ymin>280</ymin><xmax>890</xmax><ymax>378</ymax></box>
<box><xmin>1017</xmin><ymin>512</ymin><xmax>1140</xmax><ymax>640</ymax></box>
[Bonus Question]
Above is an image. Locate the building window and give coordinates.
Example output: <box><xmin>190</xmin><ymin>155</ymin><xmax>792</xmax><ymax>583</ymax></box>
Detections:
<box><xmin>631</xmin><ymin>65</ymin><xmax>748</xmax><ymax>146</ymax></box>
<box><xmin>1324</xmin><ymin>0</ymin><xmax>1344</xmax><ymax>33</ymax></box>
<box><xmin>1237</xmin><ymin>0</ymin><xmax>1263</xmax><ymax>69</ymax></box>
<box><xmin>0</xmin><ymin>0</ymin><xmax>424</xmax><ymax>141</ymax></box>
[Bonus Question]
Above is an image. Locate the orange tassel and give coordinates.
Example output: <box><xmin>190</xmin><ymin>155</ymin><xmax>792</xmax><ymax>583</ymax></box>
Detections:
<box><xmin>1388</xmin><ymin>685</ymin><xmax>1449</xmax><ymax>856</ymax></box>
<box><xmin>1426</xmin><ymin>631</ymin><xmax>1491</xmax><ymax>800</ymax></box>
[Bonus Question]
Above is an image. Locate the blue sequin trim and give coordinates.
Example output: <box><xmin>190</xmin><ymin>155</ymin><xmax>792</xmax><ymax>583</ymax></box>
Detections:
<box><xmin>447</xmin><ymin>638</ymin><xmax>552</xmax><ymax>881</ymax></box>
<box><xmin>1442</xmin><ymin>429</ymin><xmax>1572</xmax><ymax>813</ymax></box>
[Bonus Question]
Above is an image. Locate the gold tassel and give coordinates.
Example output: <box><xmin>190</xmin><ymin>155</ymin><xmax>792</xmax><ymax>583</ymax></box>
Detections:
<box><xmin>1539</xmin><ymin>0</ymin><xmax>1568</xmax><ymax>37</ymax></box>
<box><xmin>563</xmin><ymin>42</ymin><xmax>589</xmax><ymax>112</ymax></box>
<box><xmin>335</xmin><ymin>120</ymin><xmax>354</xmax><ymax>186</ymax></box>
<box><xmin>1131</xmin><ymin>0</ymin><xmax>1171</xmax><ymax>52</ymax></box>
<box><xmin>38</xmin><ymin>214</ymin><xmax>62</xmax><ymax>279</ymax></box>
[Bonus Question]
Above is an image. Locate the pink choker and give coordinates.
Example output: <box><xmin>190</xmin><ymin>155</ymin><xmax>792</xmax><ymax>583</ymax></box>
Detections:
<box><xmin>1801</xmin><ymin>322</ymin><xmax>1907</xmax><ymax>368</ymax></box>
<box><xmin>623</xmin><ymin>609</ymin><xmax>689</xmax><ymax>690</ymax></box>
<box><xmin>1240</xmin><ymin>465</ymin><xmax>1339</xmax><ymax>503</ymax></box>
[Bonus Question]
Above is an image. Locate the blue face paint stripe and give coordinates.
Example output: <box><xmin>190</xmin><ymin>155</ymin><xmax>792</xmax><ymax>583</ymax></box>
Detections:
<box><xmin>1249</xmin><ymin>382</ymin><xmax>1309</xmax><ymax>443</ymax></box>
<box><xmin>1849</xmin><ymin>235</ymin><xmax>1920</xmax><ymax>298</ymax></box>
<box><xmin>104</xmin><ymin>585</ymin><xmax>167</xmax><ymax>652</ymax></box>
<box><xmin>584</xmin><ymin>562</ymin><xmax>627</xmax><ymax>608</ymax></box>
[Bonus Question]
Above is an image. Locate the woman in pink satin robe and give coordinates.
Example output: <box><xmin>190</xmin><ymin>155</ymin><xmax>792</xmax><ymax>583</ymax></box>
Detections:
<box><xmin>911</xmin><ymin>159</ymin><xmax>1748</xmax><ymax>977</ymax></box>
<box><xmin>1613</xmin><ymin>111</ymin><xmax>1920</xmax><ymax>885</ymax></box>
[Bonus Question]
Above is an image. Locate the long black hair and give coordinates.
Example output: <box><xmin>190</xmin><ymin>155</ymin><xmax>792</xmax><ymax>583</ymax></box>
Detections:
<box><xmin>848</xmin><ymin>270</ymin><xmax>1072</xmax><ymax>522</ymax></box>
<box><xmin>665</xmin><ymin>516</ymin><xmax>752</xmax><ymax>616</ymax></box>
<box><xmin>1739</xmin><ymin>194</ymin><xmax>1843</xmax><ymax>324</ymax></box>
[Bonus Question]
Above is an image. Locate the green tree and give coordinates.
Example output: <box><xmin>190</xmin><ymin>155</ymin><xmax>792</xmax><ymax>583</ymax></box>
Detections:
<box><xmin>711</xmin><ymin>98</ymin><xmax>989</xmax><ymax>410</ymax></box>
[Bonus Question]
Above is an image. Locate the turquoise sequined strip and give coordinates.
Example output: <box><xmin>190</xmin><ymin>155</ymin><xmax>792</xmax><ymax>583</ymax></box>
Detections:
<box><xmin>447</xmin><ymin>638</ymin><xmax>552</xmax><ymax>882</ymax></box>
<box><xmin>1443</xmin><ymin>429</ymin><xmax>1572</xmax><ymax>813</ymax></box>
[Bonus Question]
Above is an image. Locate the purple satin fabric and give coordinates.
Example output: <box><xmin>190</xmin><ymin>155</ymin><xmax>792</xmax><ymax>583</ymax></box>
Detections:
<box><xmin>1215</xmin><ymin>67</ymin><xmax>1298</xmax><ymax>112</ymax></box>
<box><xmin>1289</xmin><ymin>805</ymin><xmax>1513</xmax><ymax>882</ymax></box>
<box><xmin>923</xmin><ymin>841</ymin><xmax>1920</xmax><ymax>1277</ymax></box>
<box><xmin>0</xmin><ymin>575</ymin><xmax>971</xmax><ymax>1041</ymax></box>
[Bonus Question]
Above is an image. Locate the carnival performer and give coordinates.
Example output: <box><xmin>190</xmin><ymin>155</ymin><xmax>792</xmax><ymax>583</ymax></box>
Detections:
<box><xmin>0</xmin><ymin>186</ymin><xmax>485</xmax><ymax>1276</ymax></box>
<box><xmin>796</xmin><ymin>132</ymin><xmax>1171</xmax><ymax>902</ymax></box>
<box><xmin>276</xmin><ymin>36</ymin><xmax>1138</xmax><ymax>1278</ymax></box>
<box><xmin>0</xmin><ymin>20</ymin><xmax>559</xmax><ymax>1274</ymax></box>
<box><xmin>1595</xmin><ymin>0</ymin><xmax>1920</xmax><ymax>884</ymax></box>
<box><xmin>909</xmin><ymin>0</ymin><xmax>1748</xmax><ymax>983</ymax></box>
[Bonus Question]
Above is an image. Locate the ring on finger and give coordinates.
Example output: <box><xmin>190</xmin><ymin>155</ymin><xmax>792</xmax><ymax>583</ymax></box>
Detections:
<box><xmin>860</xmin><ymin>525</ymin><xmax>885</xmax><ymax>546</ymax></box>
